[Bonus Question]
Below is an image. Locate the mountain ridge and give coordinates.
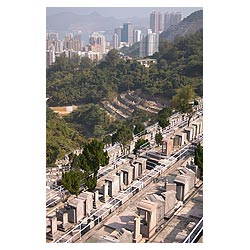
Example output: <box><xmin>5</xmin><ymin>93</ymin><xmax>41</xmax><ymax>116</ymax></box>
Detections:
<box><xmin>160</xmin><ymin>10</ymin><xmax>203</xmax><ymax>42</ymax></box>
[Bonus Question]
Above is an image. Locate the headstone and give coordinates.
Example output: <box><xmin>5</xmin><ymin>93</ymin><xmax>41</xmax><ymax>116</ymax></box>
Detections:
<box><xmin>68</xmin><ymin>198</ymin><xmax>84</xmax><ymax>223</ymax></box>
<box><xmin>163</xmin><ymin>190</ymin><xmax>177</xmax><ymax>218</ymax></box>
<box><xmin>137</xmin><ymin>200</ymin><xmax>157</xmax><ymax>238</ymax></box>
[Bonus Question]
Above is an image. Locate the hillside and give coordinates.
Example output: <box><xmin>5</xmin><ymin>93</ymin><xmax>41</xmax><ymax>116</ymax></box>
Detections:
<box><xmin>46</xmin><ymin>107</ymin><xmax>84</xmax><ymax>167</ymax></box>
<box><xmin>160</xmin><ymin>10</ymin><xmax>203</xmax><ymax>42</ymax></box>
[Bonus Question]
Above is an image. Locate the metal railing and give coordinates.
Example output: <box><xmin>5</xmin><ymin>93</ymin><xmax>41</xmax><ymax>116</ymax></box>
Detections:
<box><xmin>183</xmin><ymin>217</ymin><xmax>203</xmax><ymax>243</ymax></box>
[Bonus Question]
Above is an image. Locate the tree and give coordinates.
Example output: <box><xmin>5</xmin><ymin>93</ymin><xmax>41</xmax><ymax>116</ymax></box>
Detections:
<box><xmin>69</xmin><ymin>139</ymin><xmax>109</xmax><ymax>190</ymax></box>
<box><xmin>105</xmin><ymin>49</ymin><xmax>120</xmax><ymax>67</ymax></box>
<box><xmin>62</xmin><ymin>170</ymin><xmax>82</xmax><ymax>196</ymax></box>
<box><xmin>157</xmin><ymin>107</ymin><xmax>172</xmax><ymax>128</ymax></box>
<box><xmin>171</xmin><ymin>84</ymin><xmax>195</xmax><ymax>114</ymax></box>
<box><xmin>79</xmin><ymin>57</ymin><xmax>93</xmax><ymax>69</ymax></box>
<box><xmin>194</xmin><ymin>143</ymin><xmax>203</xmax><ymax>178</ymax></box>
<box><xmin>103</xmin><ymin>134</ymin><xmax>112</xmax><ymax>145</ymax></box>
<box><xmin>155</xmin><ymin>132</ymin><xmax>163</xmax><ymax>146</ymax></box>
<box><xmin>80</xmin><ymin>139</ymin><xmax>109</xmax><ymax>175</ymax></box>
<box><xmin>133</xmin><ymin>138</ymin><xmax>149</xmax><ymax>154</ymax></box>
<box><xmin>134</xmin><ymin>123</ymin><xmax>145</xmax><ymax>135</ymax></box>
<box><xmin>112</xmin><ymin>125</ymin><xmax>133</xmax><ymax>153</ymax></box>
<box><xmin>158</xmin><ymin>117</ymin><xmax>170</xmax><ymax>129</ymax></box>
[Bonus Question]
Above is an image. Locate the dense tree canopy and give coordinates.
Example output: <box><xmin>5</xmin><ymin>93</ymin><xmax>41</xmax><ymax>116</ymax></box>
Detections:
<box><xmin>46</xmin><ymin>30</ymin><xmax>203</xmax><ymax>168</ymax></box>
<box><xmin>46</xmin><ymin>30</ymin><xmax>203</xmax><ymax>107</ymax></box>
<box><xmin>46</xmin><ymin>107</ymin><xmax>84</xmax><ymax>167</ymax></box>
<box><xmin>70</xmin><ymin>139</ymin><xmax>109</xmax><ymax>176</ymax></box>
<box><xmin>64</xmin><ymin>139</ymin><xmax>109</xmax><ymax>191</ymax></box>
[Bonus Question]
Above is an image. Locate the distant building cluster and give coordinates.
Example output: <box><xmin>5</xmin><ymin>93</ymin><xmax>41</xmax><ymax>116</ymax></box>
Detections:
<box><xmin>46</xmin><ymin>10</ymin><xmax>182</xmax><ymax>67</ymax></box>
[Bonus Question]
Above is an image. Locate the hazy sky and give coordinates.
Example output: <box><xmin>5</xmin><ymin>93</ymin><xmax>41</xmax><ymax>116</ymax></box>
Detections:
<box><xmin>46</xmin><ymin>7</ymin><xmax>202</xmax><ymax>19</ymax></box>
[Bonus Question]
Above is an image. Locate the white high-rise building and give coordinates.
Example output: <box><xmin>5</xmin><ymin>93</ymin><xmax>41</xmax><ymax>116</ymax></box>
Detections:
<box><xmin>113</xmin><ymin>33</ymin><xmax>119</xmax><ymax>50</ymax></box>
<box><xmin>46</xmin><ymin>49</ymin><xmax>55</xmax><ymax>68</ymax></box>
<box><xmin>139</xmin><ymin>32</ymin><xmax>159</xmax><ymax>58</ymax></box>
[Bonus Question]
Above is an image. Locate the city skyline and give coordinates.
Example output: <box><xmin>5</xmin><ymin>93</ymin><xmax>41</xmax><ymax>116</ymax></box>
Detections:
<box><xmin>46</xmin><ymin>7</ymin><xmax>202</xmax><ymax>19</ymax></box>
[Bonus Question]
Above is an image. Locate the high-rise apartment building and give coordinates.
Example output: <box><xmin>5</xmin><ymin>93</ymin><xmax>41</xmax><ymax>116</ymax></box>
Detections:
<box><xmin>169</xmin><ymin>12</ymin><xmax>182</xmax><ymax>26</ymax></box>
<box><xmin>164</xmin><ymin>12</ymin><xmax>170</xmax><ymax>31</ymax></box>
<box><xmin>150</xmin><ymin>11</ymin><xmax>163</xmax><ymax>34</ymax></box>
<box><xmin>114</xmin><ymin>27</ymin><xmax>122</xmax><ymax>44</ymax></box>
<box><xmin>175</xmin><ymin>12</ymin><xmax>182</xmax><ymax>24</ymax></box>
<box><xmin>46</xmin><ymin>49</ymin><xmax>55</xmax><ymax>68</ymax></box>
<box><xmin>113</xmin><ymin>33</ymin><xmax>119</xmax><ymax>50</ymax></box>
<box><xmin>133</xmin><ymin>29</ymin><xmax>142</xmax><ymax>43</ymax></box>
<box><xmin>139</xmin><ymin>32</ymin><xmax>159</xmax><ymax>58</ymax></box>
<box><xmin>122</xmin><ymin>22</ymin><xmax>133</xmax><ymax>45</ymax></box>
<box><xmin>89</xmin><ymin>32</ymin><xmax>106</xmax><ymax>54</ymax></box>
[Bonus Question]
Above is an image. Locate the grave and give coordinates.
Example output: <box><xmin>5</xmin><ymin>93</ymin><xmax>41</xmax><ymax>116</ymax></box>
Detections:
<box><xmin>78</xmin><ymin>191</ymin><xmax>94</xmax><ymax>216</ymax></box>
<box><xmin>161</xmin><ymin>190</ymin><xmax>177</xmax><ymax>218</ymax></box>
<box><xmin>120</xmin><ymin>165</ymin><xmax>134</xmax><ymax>186</ymax></box>
<box><xmin>137</xmin><ymin>200</ymin><xmax>157</xmax><ymax>239</ymax></box>
<box><xmin>105</xmin><ymin>174</ymin><xmax>120</xmax><ymax>197</ymax></box>
<box><xmin>68</xmin><ymin>198</ymin><xmax>84</xmax><ymax>223</ymax></box>
<box><xmin>46</xmin><ymin>215</ymin><xmax>58</xmax><ymax>241</ymax></box>
<box><xmin>162</xmin><ymin>137</ymin><xmax>174</xmax><ymax>157</ymax></box>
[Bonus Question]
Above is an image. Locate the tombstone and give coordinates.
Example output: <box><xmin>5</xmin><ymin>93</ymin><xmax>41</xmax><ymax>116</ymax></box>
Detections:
<box><xmin>78</xmin><ymin>191</ymin><xmax>94</xmax><ymax>215</ymax></box>
<box><xmin>57</xmin><ymin>211</ymin><xmax>71</xmax><ymax>232</ymax></box>
<box><xmin>134</xmin><ymin>158</ymin><xmax>147</xmax><ymax>176</ymax></box>
<box><xmin>174</xmin><ymin>175</ymin><xmax>192</xmax><ymax>201</ymax></box>
<box><xmin>137</xmin><ymin>200</ymin><xmax>157</xmax><ymax>238</ymax></box>
<box><xmin>133</xmin><ymin>216</ymin><xmax>142</xmax><ymax>243</ymax></box>
<box><xmin>162</xmin><ymin>138</ymin><xmax>174</xmax><ymax>157</ymax></box>
<box><xmin>173</xmin><ymin>133</ymin><xmax>185</xmax><ymax>148</ymax></box>
<box><xmin>46</xmin><ymin>216</ymin><xmax>58</xmax><ymax>240</ymax></box>
<box><xmin>186</xmin><ymin>164</ymin><xmax>200</xmax><ymax>183</ymax></box>
<box><xmin>68</xmin><ymin>198</ymin><xmax>84</xmax><ymax>223</ymax></box>
<box><xmin>121</xmin><ymin>165</ymin><xmax>133</xmax><ymax>186</ymax></box>
<box><xmin>191</xmin><ymin>122</ymin><xmax>199</xmax><ymax>139</ymax></box>
<box><xmin>132</xmin><ymin>162</ymin><xmax>139</xmax><ymax>180</ymax></box>
<box><xmin>162</xmin><ymin>190</ymin><xmax>177</xmax><ymax>218</ymax></box>
<box><xmin>184</xmin><ymin>127</ymin><xmax>194</xmax><ymax>142</ymax></box>
<box><xmin>105</xmin><ymin>175</ymin><xmax>120</xmax><ymax>197</ymax></box>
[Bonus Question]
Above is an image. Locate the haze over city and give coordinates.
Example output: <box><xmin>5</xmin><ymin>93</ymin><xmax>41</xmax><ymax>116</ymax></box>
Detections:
<box><xmin>46</xmin><ymin>7</ymin><xmax>202</xmax><ymax>19</ymax></box>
